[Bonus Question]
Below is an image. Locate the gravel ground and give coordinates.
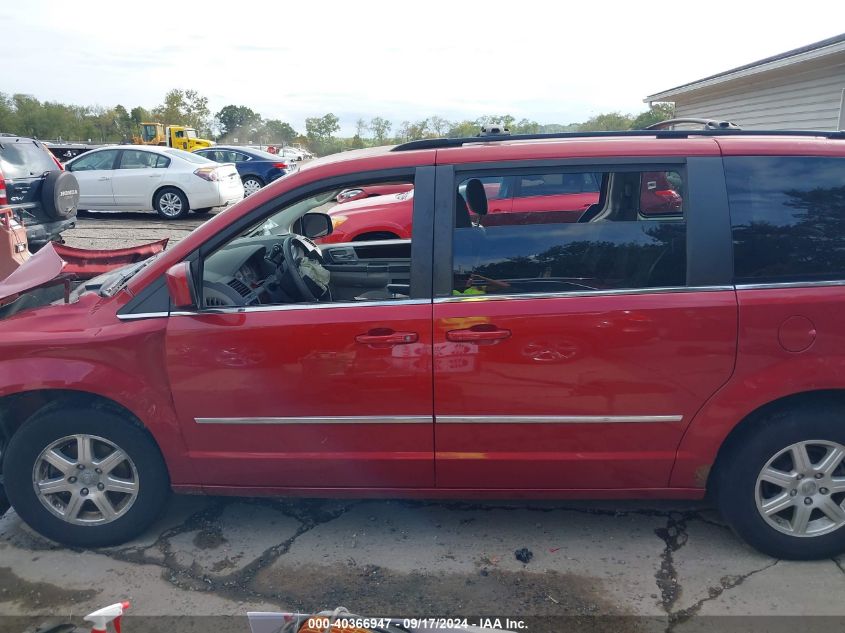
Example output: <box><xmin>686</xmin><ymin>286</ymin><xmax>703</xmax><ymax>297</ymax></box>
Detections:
<box><xmin>4</xmin><ymin>210</ymin><xmax>845</xmax><ymax>632</ymax></box>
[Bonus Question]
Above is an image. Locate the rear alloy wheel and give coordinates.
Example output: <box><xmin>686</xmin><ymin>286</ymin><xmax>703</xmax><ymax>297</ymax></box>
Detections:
<box><xmin>242</xmin><ymin>176</ymin><xmax>263</xmax><ymax>196</ymax></box>
<box><xmin>154</xmin><ymin>188</ymin><xmax>189</xmax><ymax>219</ymax></box>
<box><xmin>755</xmin><ymin>440</ymin><xmax>845</xmax><ymax>537</ymax></box>
<box><xmin>3</xmin><ymin>407</ymin><xmax>170</xmax><ymax>547</ymax></box>
<box><xmin>717</xmin><ymin>403</ymin><xmax>845</xmax><ymax>559</ymax></box>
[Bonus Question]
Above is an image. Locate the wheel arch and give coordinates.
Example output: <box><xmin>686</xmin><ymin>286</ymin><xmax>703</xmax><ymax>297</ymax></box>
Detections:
<box><xmin>151</xmin><ymin>184</ymin><xmax>189</xmax><ymax>211</ymax></box>
<box><xmin>677</xmin><ymin>389</ymin><xmax>845</xmax><ymax>493</ymax></box>
<box><xmin>0</xmin><ymin>386</ymin><xmax>191</xmax><ymax>484</ymax></box>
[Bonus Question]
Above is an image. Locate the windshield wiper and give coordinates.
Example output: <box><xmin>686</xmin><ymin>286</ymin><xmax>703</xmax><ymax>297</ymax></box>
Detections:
<box><xmin>99</xmin><ymin>255</ymin><xmax>159</xmax><ymax>297</ymax></box>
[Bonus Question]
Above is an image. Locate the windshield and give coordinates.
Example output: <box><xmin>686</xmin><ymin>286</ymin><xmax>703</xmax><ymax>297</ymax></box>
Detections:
<box><xmin>185</xmin><ymin>129</ymin><xmax>198</xmax><ymax>138</ymax></box>
<box><xmin>247</xmin><ymin>189</ymin><xmax>341</xmax><ymax>236</ymax></box>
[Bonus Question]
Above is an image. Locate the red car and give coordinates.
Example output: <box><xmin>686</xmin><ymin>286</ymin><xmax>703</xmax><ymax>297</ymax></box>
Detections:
<box><xmin>322</xmin><ymin>172</ymin><xmax>680</xmax><ymax>243</ymax></box>
<box><xmin>335</xmin><ymin>183</ymin><xmax>414</xmax><ymax>204</ymax></box>
<box><xmin>2</xmin><ymin>128</ymin><xmax>845</xmax><ymax>561</ymax></box>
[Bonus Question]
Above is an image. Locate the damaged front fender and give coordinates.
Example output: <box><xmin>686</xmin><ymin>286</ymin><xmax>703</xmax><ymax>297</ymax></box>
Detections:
<box><xmin>0</xmin><ymin>239</ymin><xmax>169</xmax><ymax>310</ymax></box>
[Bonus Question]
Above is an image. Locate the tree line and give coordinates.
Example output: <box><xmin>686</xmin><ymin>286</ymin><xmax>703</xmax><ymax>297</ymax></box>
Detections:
<box><xmin>0</xmin><ymin>88</ymin><xmax>674</xmax><ymax>155</ymax></box>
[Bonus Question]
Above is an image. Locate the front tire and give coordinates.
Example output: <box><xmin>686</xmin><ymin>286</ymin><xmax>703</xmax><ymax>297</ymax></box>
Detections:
<box><xmin>716</xmin><ymin>402</ymin><xmax>845</xmax><ymax>559</ymax></box>
<box><xmin>154</xmin><ymin>187</ymin><xmax>189</xmax><ymax>219</ymax></box>
<box><xmin>3</xmin><ymin>407</ymin><xmax>170</xmax><ymax>548</ymax></box>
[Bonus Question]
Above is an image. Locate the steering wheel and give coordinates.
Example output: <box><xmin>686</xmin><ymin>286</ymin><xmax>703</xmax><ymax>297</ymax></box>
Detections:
<box><xmin>280</xmin><ymin>234</ymin><xmax>326</xmax><ymax>301</ymax></box>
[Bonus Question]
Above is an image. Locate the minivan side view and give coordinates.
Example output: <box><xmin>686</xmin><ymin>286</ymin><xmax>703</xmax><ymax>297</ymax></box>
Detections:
<box><xmin>1</xmin><ymin>127</ymin><xmax>845</xmax><ymax>559</ymax></box>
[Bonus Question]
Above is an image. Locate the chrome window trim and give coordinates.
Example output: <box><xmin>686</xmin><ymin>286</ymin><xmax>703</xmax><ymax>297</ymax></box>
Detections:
<box><xmin>736</xmin><ymin>280</ymin><xmax>845</xmax><ymax>290</ymax></box>
<box><xmin>195</xmin><ymin>415</ymin><xmax>432</xmax><ymax>425</ymax></box>
<box><xmin>438</xmin><ymin>415</ymin><xmax>683</xmax><ymax>424</ymax></box>
<box><xmin>435</xmin><ymin>285</ymin><xmax>733</xmax><ymax>303</ymax></box>
<box><xmin>116</xmin><ymin>298</ymin><xmax>431</xmax><ymax>320</ymax></box>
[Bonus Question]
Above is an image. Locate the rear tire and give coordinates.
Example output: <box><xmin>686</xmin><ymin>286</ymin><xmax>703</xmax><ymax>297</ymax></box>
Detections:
<box><xmin>716</xmin><ymin>402</ymin><xmax>845</xmax><ymax>559</ymax></box>
<box><xmin>154</xmin><ymin>187</ymin><xmax>189</xmax><ymax>219</ymax></box>
<box><xmin>242</xmin><ymin>176</ymin><xmax>264</xmax><ymax>196</ymax></box>
<box><xmin>3</xmin><ymin>407</ymin><xmax>170</xmax><ymax>548</ymax></box>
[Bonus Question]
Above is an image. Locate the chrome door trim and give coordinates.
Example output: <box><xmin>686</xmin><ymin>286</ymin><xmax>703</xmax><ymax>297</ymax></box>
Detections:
<box><xmin>736</xmin><ymin>280</ymin><xmax>845</xmax><ymax>290</ymax></box>
<box><xmin>435</xmin><ymin>286</ymin><xmax>733</xmax><ymax>303</ymax></box>
<box><xmin>195</xmin><ymin>415</ymin><xmax>433</xmax><ymax>425</ymax></box>
<box><xmin>437</xmin><ymin>415</ymin><xmax>683</xmax><ymax>424</ymax></box>
<box><xmin>117</xmin><ymin>299</ymin><xmax>432</xmax><ymax>320</ymax></box>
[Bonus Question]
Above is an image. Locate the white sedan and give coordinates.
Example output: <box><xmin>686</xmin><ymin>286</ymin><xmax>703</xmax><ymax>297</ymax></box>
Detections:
<box><xmin>65</xmin><ymin>145</ymin><xmax>244</xmax><ymax>219</ymax></box>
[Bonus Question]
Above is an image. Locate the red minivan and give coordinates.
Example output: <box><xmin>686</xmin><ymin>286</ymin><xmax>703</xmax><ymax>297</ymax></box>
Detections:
<box><xmin>2</xmin><ymin>128</ymin><xmax>845</xmax><ymax>560</ymax></box>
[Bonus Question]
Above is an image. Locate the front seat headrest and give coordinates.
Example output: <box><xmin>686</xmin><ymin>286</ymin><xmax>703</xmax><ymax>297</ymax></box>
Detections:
<box><xmin>464</xmin><ymin>178</ymin><xmax>488</xmax><ymax>215</ymax></box>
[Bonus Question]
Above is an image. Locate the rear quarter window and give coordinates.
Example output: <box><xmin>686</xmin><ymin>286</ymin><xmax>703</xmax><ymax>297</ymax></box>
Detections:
<box><xmin>726</xmin><ymin>156</ymin><xmax>845</xmax><ymax>283</ymax></box>
<box><xmin>0</xmin><ymin>141</ymin><xmax>58</xmax><ymax>178</ymax></box>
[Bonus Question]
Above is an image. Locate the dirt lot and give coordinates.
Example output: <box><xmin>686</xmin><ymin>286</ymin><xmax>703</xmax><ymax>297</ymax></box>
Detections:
<box><xmin>3</xmin><ymin>211</ymin><xmax>845</xmax><ymax>632</ymax></box>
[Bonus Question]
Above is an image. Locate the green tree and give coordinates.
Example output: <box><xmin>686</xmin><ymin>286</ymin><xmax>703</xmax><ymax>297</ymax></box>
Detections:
<box><xmin>631</xmin><ymin>103</ymin><xmax>676</xmax><ymax>129</ymax></box>
<box><xmin>261</xmin><ymin>119</ymin><xmax>297</xmax><ymax>144</ymax></box>
<box><xmin>448</xmin><ymin>120</ymin><xmax>478</xmax><ymax>138</ymax></box>
<box><xmin>578</xmin><ymin>111</ymin><xmax>634</xmax><ymax>131</ymax></box>
<box><xmin>0</xmin><ymin>93</ymin><xmax>16</xmax><ymax>134</ymax></box>
<box><xmin>113</xmin><ymin>105</ymin><xmax>134</xmax><ymax>141</ymax></box>
<box><xmin>305</xmin><ymin>113</ymin><xmax>340</xmax><ymax>141</ymax></box>
<box><xmin>130</xmin><ymin>106</ymin><xmax>151</xmax><ymax>125</ymax></box>
<box><xmin>215</xmin><ymin>105</ymin><xmax>262</xmax><ymax>137</ymax></box>
<box><xmin>355</xmin><ymin>117</ymin><xmax>369</xmax><ymax>139</ymax></box>
<box><xmin>369</xmin><ymin>116</ymin><xmax>391</xmax><ymax>144</ymax></box>
<box><xmin>153</xmin><ymin>89</ymin><xmax>211</xmax><ymax>134</ymax></box>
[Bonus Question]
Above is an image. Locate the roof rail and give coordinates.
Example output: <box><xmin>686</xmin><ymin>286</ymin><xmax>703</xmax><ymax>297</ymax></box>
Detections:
<box><xmin>392</xmin><ymin>128</ymin><xmax>845</xmax><ymax>151</ymax></box>
<box><xmin>645</xmin><ymin>118</ymin><xmax>741</xmax><ymax>130</ymax></box>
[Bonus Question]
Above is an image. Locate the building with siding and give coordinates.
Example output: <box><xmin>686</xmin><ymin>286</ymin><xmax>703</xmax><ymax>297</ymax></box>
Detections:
<box><xmin>645</xmin><ymin>33</ymin><xmax>845</xmax><ymax>130</ymax></box>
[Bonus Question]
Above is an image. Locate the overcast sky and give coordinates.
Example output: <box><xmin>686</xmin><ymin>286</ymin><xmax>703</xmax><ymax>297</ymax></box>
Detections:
<box><xmin>2</xmin><ymin>0</ymin><xmax>843</xmax><ymax>135</ymax></box>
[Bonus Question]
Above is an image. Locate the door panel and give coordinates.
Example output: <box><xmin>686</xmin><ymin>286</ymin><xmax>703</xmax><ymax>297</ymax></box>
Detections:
<box><xmin>433</xmin><ymin>291</ymin><xmax>737</xmax><ymax>489</ymax></box>
<box><xmin>166</xmin><ymin>303</ymin><xmax>434</xmax><ymax>488</ymax></box>
<box><xmin>112</xmin><ymin>168</ymin><xmax>163</xmax><ymax>207</ymax></box>
<box><xmin>73</xmin><ymin>170</ymin><xmax>114</xmax><ymax>208</ymax></box>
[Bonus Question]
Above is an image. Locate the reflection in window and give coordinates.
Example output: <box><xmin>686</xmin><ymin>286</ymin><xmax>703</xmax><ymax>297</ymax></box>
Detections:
<box><xmin>726</xmin><ymin>157</ymin><xmax>845</xmax><ymax>283</ymax></box>
<box><xmin>452</xmin><ymin>169</ymin><xmax>686</xmax><ymax>295</ymax></box>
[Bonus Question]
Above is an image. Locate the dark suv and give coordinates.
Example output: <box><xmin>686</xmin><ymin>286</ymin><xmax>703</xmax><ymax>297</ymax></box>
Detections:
<box><xmin>0</xmin><ymin>135</ymin><xmax>80</xmax><ymax>249</ymax></box>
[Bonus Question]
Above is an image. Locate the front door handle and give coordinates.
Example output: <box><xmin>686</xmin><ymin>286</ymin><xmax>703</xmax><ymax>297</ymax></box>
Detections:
<box><xmin>355</xmin><ymin>328</ymin><xmax>419</xmax><ymax>347</ymax></box>
<box><xmin>98</xmin><ymin>176</ymin><xmax>111</xmax><ymax>181</ymax></box>
<box><xmin>446</xmin><ymin>324</ymin><xmax>511</xmax><ymax>343</ymax></box>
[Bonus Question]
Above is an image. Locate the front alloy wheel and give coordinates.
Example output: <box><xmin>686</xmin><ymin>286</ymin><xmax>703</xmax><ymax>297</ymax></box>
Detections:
<box><xmin>3</xmin><ymin>406</ymin><xmax>170</xmax><ymax>547</ymax></box>
<box><xmin>33</xmin><ymin>434</ymin><xmax>139</xmax><ymax>526</ymax></box>
<box><xmin>755</xmin><ymin>440</ymin><xmax>845</xmax><ymax>537</ymax></box>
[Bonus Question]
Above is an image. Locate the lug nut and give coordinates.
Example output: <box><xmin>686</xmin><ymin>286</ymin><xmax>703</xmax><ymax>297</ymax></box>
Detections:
<box><xmin>790</xmin><ymin>489</ymin><xmax>798</xmax><ymax>496</ymax></box>
<box><xmin>820</xmin><ymin>487</ymin><xmax>830</xmax><ymax>495</ymax></box>
<box><xmin>95</xmin><ymin>468</ymin><xmax>102</xmax><ymax>474</ymax></box>
<box><xmin>76</xmin><ymin>464</ymin><xmax>85</xmax><ymax>470</ymax></box>
<box><xmin>797</xmin><ymin>474</ymin><xmax>805</xmax><ymax>480</ymax></box>
<box><xmin>68</xmin><ymin>476</ymin><xmax>77</xmax><ymax>484</ymax></box>
<box><xmin>815</xmin><ymin>473</ymin><xmax>824</xmax><ymax>479</ymax></box>
<box><xmin>804</xmin><ymin>497</ymin><xmax>813</xmax><ymax>505</ymax></box>
<box><xmin>80</xmin><ymin>488</ymin><xmax>89</xmax><ymax>496</ymax></box>
<box><xmin>97</xmin><ymin>483</ymin><xmax>105</xmax><ymax>491</ymax></box>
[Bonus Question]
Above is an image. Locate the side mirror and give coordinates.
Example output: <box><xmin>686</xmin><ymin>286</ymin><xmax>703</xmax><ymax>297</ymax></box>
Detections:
<box><xmin>165</xmin><ymin>262</ymin><xmax>197</xmax><ymax>310</ymax></box>
<box><xmin>299</xmin><ymin>212</ymin><xmax>333</xmax><ymax>239</ymax></box>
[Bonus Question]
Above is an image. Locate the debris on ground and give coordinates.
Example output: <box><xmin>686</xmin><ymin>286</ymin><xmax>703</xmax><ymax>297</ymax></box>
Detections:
<box><xmin>515</xmin><ymin>548</ymin><xmax>534</xmax><ymax>563</ymax></box>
